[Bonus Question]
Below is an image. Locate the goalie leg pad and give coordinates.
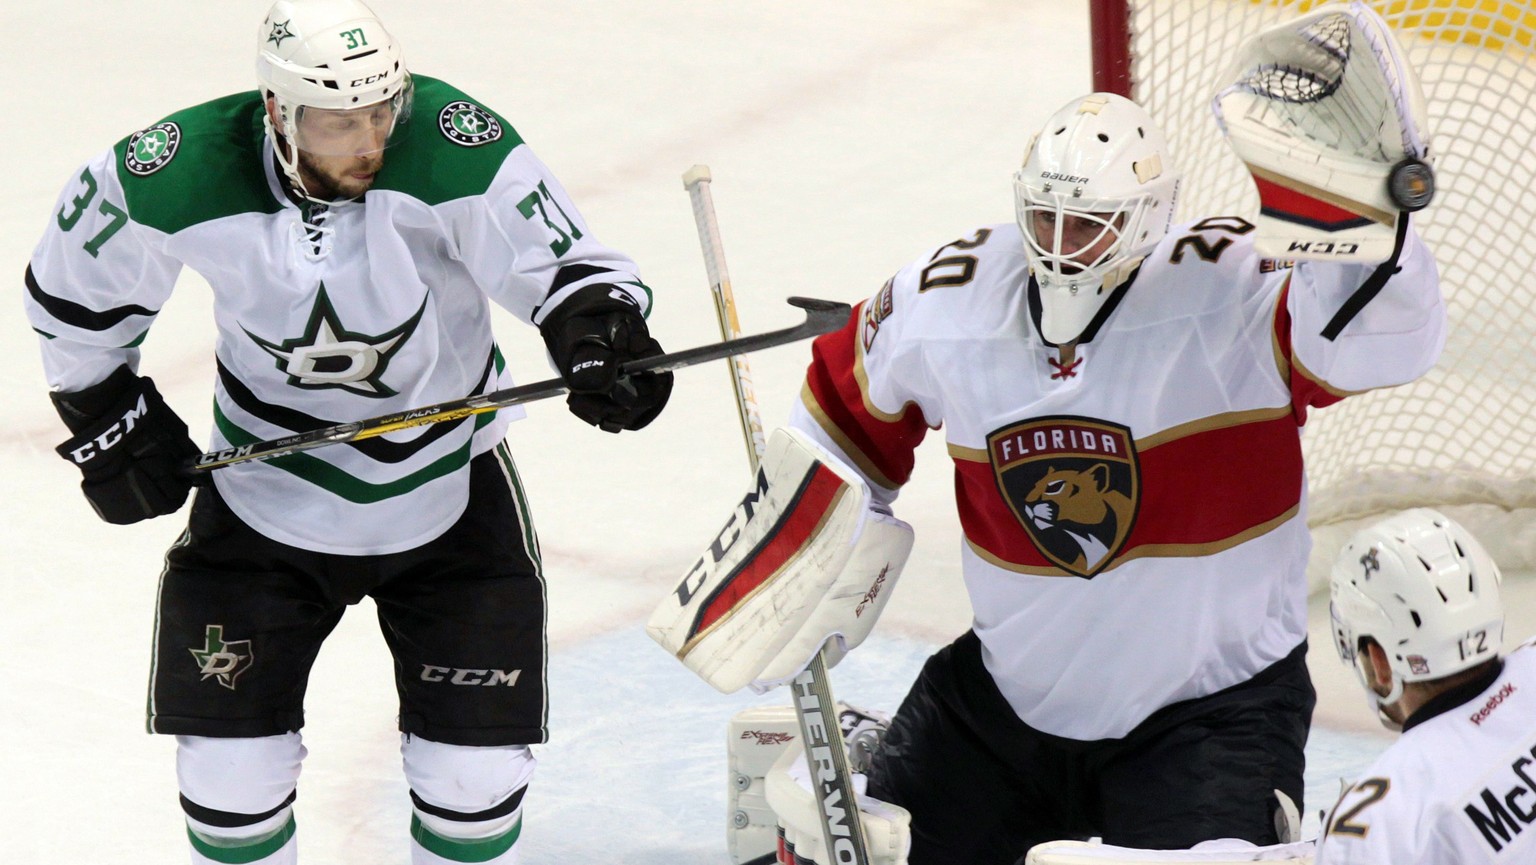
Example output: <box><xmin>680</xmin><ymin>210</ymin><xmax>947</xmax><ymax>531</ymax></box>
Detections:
<box><xmin>176</xmin><ymin>734</ymin><xmax>303</xmax><ymax>865</ymax></box>
<box><xmin>728</xmin><ymin>706</ymin><xmax>805</xmax><ymax>865</ymax></box>
<box><xmin>647</xmin><ymin>427</ymin><xmax>911</xmax><ymax>694</ymax></box>
<box><xmin>401</xmin><ymin>736</ymin><xmax>534</xmax><ymax>864</ymax></box>
<box><xmin>766</xmin><ymin>746</ymin><xmax>911</xmax><ymax>865</ymax></box>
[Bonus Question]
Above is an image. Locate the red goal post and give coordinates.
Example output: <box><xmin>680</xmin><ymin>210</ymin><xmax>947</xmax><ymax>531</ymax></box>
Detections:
<box><xmin>1090</xmin><ymin>0</ymin><xmax>1536</xmax><ymax>581</ymax></box>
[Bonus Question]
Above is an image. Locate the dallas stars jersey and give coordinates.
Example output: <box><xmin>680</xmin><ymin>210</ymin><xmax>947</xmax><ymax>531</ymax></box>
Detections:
<box><xmin>1315</xmin><ymin>640</ymin><xmax>1536</xmax><ymax>864</ymax></box>
<box><xmin>26</xmin><ymin>76</ymin><xmax>651</xmax><ymax>555</ymax></box>
<box><xmin>791</xmin><ymin>218</ymin><xmax>1444</xmax><ymax>740</ymax></box>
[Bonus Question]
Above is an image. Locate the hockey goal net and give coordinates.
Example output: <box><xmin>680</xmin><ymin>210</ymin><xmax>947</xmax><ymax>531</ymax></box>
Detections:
<box><xmin>1091</xmin><ymin>0</ymin><xmax>1536</xmax><ymax>581</ymax></box>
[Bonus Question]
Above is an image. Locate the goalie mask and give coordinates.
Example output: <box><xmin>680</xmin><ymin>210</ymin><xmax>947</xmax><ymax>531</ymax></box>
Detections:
<box><xmin>1329</xmin><ymin>508</ymin><xmax>1504</xmax><ymax>729</ymax></box>
<box><xmin>256</xmin><ymin>0</ymin><xmax>413</xmax><ymax>202</ymax></box>
<box><xmin>1014</xmin><ymin>93</ymin><xmax>1179</xmax><ymax>344</ymax></box>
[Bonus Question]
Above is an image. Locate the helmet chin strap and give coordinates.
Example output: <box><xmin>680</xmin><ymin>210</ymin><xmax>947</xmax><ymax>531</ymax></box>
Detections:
<box><xmin>263</xmin><ymin>110</ymin><xmax>345</xmax><ymax>206</ymax></box>
<box><xmin>1371</xmin><ymin>685</ymin><xmax>1406</xmax><ymax>732</ymax></box>
<box><xmin>1354</xmin><ymin>652</ymin><xmax>1407</xmax><ymax>732</ymax></box>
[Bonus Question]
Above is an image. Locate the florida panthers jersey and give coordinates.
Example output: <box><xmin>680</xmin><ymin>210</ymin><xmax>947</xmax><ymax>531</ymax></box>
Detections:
<box><xmin>1315</xmin><ymin>640</ymin><xmax>1536</xmax><ymax>864</ymax></box>
<box><xmin>790</xmin><ymin>219</ymin><xmax>1444</xmax><ymax>740</ymax></box>
<box><xmin>26</xmin><ymin>76</ymin><xmax>650</xmax><ymax>555</ymax></box>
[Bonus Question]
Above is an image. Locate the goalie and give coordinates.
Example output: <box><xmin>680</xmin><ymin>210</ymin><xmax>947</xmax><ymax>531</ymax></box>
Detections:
<box><xmin>652</xmin><ymin>4</ymin><xmax>1445</xmax><ymax>863</ymax></box>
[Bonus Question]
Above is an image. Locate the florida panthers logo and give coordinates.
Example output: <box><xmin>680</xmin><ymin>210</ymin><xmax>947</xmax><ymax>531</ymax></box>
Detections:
<box><xmin>989</xmin><ymin>418</ymin><xmax>1140</xmax><ymax>578</ymax></box>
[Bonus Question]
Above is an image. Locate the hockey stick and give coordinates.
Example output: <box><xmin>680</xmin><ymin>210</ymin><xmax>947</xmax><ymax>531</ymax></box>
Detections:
<box><xmin>684</xmin><ymin>165</ymin><xmax>872</xmax><ymax>865</ymax></box>
<box><xmin>185</xmin><ymin>295</ymin><xmax>849</xmax><ymax>474</ymax></box>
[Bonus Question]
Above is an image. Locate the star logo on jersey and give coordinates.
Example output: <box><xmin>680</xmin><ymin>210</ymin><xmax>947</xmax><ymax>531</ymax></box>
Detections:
<box><xmin>124</xmin><ymin>122</ymin><xmax>181</xmax><ymax>176</ymax></box>
<box><xmin>266</xmin><ymin>19</ymin><xmax>295</xmax><ymax>48</ymax></box>
<box><xmin>438</xmin><ymin>101</ymin><xmax>503</xmax><ymax>147</ymax></box>
<box><xmin>189</xmin><ymin>625</ymin><xmax>253</xmax><ymax>691</ymax></box>
<box><xmin>243</xmin><ymin>282</ymin><xmax>426</xmax><ymax>397</ymax></box>
<box><xmin>988</xmin><ymin>417</ymin><xmax>1140</xmax><ymax>578</ymax></box>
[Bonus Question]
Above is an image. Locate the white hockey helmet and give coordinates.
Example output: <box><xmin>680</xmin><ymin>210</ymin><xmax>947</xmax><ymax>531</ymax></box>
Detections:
<box><xmin>255</xmin><ymin>0</ymin><xmax>412</xmax><ymax>196</ymax></box>
<box><xmin>1013</xmin><ymin>93</ymin><xmax>1180</xmax><ymax>344</ymax></box>
<box><xmin>1329</xmin><ymin>508</ymin><xmax>1504</xmax><ymax>725</ymax></box>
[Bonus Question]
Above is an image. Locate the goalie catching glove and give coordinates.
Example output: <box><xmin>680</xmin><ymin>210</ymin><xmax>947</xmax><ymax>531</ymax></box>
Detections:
<box><xmin>646</xmin><ymin>427</ymin><xmax>913</xmax><ymax>694</ymax></box>
<box><xmin>1212</xmin><ymin>1</ymin><xmax>1433</xmax><ymax>261</ymax></box>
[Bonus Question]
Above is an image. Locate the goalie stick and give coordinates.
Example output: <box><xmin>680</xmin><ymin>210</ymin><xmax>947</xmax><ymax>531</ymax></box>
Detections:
<box><xmin>185</xmin><ymin>295</ymin><xmax>849</xmax><ymax>474</ymax></box>
<box><xmin>683</xmin><ymin>165</ymin><xmax>872</xmax><ymax>865</ymax></box>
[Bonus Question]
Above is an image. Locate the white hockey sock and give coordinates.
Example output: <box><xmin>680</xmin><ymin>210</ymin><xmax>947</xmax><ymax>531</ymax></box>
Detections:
<box><xmin>402</xmin><ymin>736</ymin><xmax>535</xmax><ymax>865</ymax></box>
<box><xmin>177</xmin><ymin>734</ymin><xmax>304</xmax><ymax>865</ymax></box>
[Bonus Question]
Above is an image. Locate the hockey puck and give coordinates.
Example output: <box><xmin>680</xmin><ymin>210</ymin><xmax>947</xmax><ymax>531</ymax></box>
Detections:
<box><xmin>1388</xmin><ymin>158</ymin><xmax>1435</xmax><ymax>211</ymax></box>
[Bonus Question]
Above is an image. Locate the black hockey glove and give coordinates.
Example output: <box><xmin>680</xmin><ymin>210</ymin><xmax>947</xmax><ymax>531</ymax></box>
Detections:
<box><xmin>51</xmin><ymin>365</ymin><xmax>201</xmax><ymax>525</ymax></box>
<box><xmin>538</xmin><ymin>284</ymin><xmax>673</xmax><ymax>433</ymax></box>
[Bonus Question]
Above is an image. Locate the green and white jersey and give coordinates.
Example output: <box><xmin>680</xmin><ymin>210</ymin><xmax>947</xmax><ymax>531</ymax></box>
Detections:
<box><xmin>26</xmin><ymin>76</ymin><xmax>652</xmax><ymax>555</ymax></box>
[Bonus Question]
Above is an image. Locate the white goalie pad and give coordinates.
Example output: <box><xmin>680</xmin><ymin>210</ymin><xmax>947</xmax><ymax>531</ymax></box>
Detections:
<box><xmin>1212</xmin><ymin>1</ymin><xmax>1433</xmax><ymax>262</ymax></box>
<box><xmin>766</xmin><ymin>746</ymin><xmax>911</xmax><ymax>865</ymax></box>
<box><xmin>1025</xmin><ymin>839</ymin><xmax>1315</xmax><ymax>864</ymax></box>
<box><xmin>647</xmin><ymin>427</ymin><xmax>913</xmax><ymax>694</ymax></box>
<box><xmin>727</xmin><ymin>706</ymin><xmax>802</xmax><ymax>864</ymax></box>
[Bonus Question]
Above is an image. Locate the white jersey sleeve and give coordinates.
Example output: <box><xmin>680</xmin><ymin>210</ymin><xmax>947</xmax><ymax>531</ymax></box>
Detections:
<box><xmin>788</xmin><ymin>239</ymin><xmax>952</xmax><ymax>512</ymax></box>
<box><xmin>1283</xmin><ymin>222</ymin><xmax>1444</xmax><ymax>396</ymax></box>
<box><xmin>462</xmin><ymin>144</ymin><xmax>650</xmax><ymax>328</ymax></box>
<box><xmin>26</xmin><ymin>145</ymin><xmax>183</xmax><ymax>391</ymax></box>
<box><xmin>1315</xmin><ymin>641</ymin><xmax>1536</xmax><ymax>865</ymax></box>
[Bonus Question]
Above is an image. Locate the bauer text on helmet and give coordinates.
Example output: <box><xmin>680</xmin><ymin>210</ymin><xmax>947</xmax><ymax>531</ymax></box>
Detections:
<box><xmin>1014</xmin><ymin>93</ymin><xmax>1180</xmax><ymax>344</ymax></box>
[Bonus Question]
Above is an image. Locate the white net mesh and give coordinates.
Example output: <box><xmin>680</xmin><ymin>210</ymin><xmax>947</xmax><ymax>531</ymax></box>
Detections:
<box><xmin>1116</xmin><ymin>0</ymin><xmax>1536</xmax><ymax>580</ymax></box>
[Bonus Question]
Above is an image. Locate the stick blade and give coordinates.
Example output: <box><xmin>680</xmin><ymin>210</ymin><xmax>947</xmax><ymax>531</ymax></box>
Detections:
<box><xmin>786</xmin><ymin>296</ymin><xmax>853</xmax><ymax>335</ymax></box>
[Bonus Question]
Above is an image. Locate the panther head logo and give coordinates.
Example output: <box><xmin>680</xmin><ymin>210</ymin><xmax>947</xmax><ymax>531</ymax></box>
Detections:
<box><xmin>1023</xmin><ymin>464</ymin><xmax>1135</xmax><ymax>574</ymax></box>
<box><xmin>989</xmin><ymin>418</ymin><xmax>1140</xmax><ymax>578</ymax></box>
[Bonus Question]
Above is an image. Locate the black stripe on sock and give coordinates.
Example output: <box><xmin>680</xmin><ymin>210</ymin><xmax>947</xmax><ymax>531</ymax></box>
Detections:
<box><xmin>409</xmin><ymin>785</ymin><xmax>526</xmax><ymax>823</ymax></box>
<box><xmin>180</xmin><ymin>789</ymin><xmax>297</xmax><ymax>829</ymax></box>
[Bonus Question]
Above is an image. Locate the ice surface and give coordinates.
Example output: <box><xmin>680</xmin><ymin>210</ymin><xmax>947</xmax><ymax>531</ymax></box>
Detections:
<box><xmin>2</xmin><ymin>2</ymin><xmax>1530</xmax><ymax>862</ymax></box>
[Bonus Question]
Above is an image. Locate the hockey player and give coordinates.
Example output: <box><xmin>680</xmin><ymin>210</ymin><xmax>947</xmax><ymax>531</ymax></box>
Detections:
<box><xmin>24</xmin><ymin>1</ymin><xmax>672</xmax><ymax>863</ymax></box>
<box><xmin>1316</xmin><ymin>509</ymin><xmax>1532</xmax><ymax>864</ymax></box>
<box><xmin>692</xmin><ymin>14</ymin><xmax>1445</xmax><ymax>863</ymax></box>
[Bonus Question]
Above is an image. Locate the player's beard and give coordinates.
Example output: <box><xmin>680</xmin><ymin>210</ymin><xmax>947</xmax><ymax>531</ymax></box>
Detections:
<box><xmin>296</xmin><ymin>148</ymin><xmax>384</xmax><ymax>201</ymax></box>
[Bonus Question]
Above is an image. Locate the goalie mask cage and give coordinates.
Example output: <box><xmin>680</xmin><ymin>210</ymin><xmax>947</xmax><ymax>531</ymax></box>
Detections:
<box><xmin>1091</xmin><ymin>0</ymin><xmax>1536</xmax><ymax>579</ymax></box>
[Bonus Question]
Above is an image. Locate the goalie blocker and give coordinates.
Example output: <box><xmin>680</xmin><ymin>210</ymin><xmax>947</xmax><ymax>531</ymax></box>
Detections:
<box><xmin>646</xmin><ymin>427</ymin><xmax>913</xmax><ymax>694</ymax></box>
<box><xmin>1212</xmin><ymin>2</ymin><xmax>1434</xmax><ymax>262</ymax></box>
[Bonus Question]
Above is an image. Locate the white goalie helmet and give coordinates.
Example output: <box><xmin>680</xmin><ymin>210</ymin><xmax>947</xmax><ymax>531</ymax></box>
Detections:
<box><xmin>1013</xmin><ymin>93</ymin><xmax>1180</xmax><ymax>344</ymax></box>
<box><xmin>1329</xmin><ymin>508</ymin><xmax>1504</xmax><ymax>725</ymax></box>
<box><xmin>255</xmin><ymin>0</ymin><xmax>412</xmax><ymax>198</ymax></box>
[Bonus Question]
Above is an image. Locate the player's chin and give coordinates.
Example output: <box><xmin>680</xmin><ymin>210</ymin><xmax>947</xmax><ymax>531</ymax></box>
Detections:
<box><xmin>335</xmin><ymin>171</ymin><xmax>379</xmax><ymax>198</ymax></box>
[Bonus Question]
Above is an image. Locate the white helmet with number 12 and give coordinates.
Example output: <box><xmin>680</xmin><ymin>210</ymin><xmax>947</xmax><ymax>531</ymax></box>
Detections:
<box><xmin>1329</xmin><ymin>508</ymin><xmax>1504</xmax><ymax>727</ymax></box>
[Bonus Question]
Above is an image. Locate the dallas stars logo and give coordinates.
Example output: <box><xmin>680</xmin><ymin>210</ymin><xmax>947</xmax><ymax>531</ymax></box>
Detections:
<box><xmin>267</xmin><ymin>19</ymin><xmax>295</xmax><ymax>48</ymax></box>
<box><xmin>189</xmin><ymin>625</ymin><xmax>253</xmax><ymax>690</ymax></box>
<box><xmin>124</xmin><ymin>122</ymin><xmax>181</xmax><ymax>176</ymax></box>
<box><xmin>438</xmin><ymin>100</ymin><xmax>503</xmax><ymax>147</ymax></box>
<box><xmin>244</xmin><ymin>282</ymin><xmax>426</xmax><ymax>397</ymax></box>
